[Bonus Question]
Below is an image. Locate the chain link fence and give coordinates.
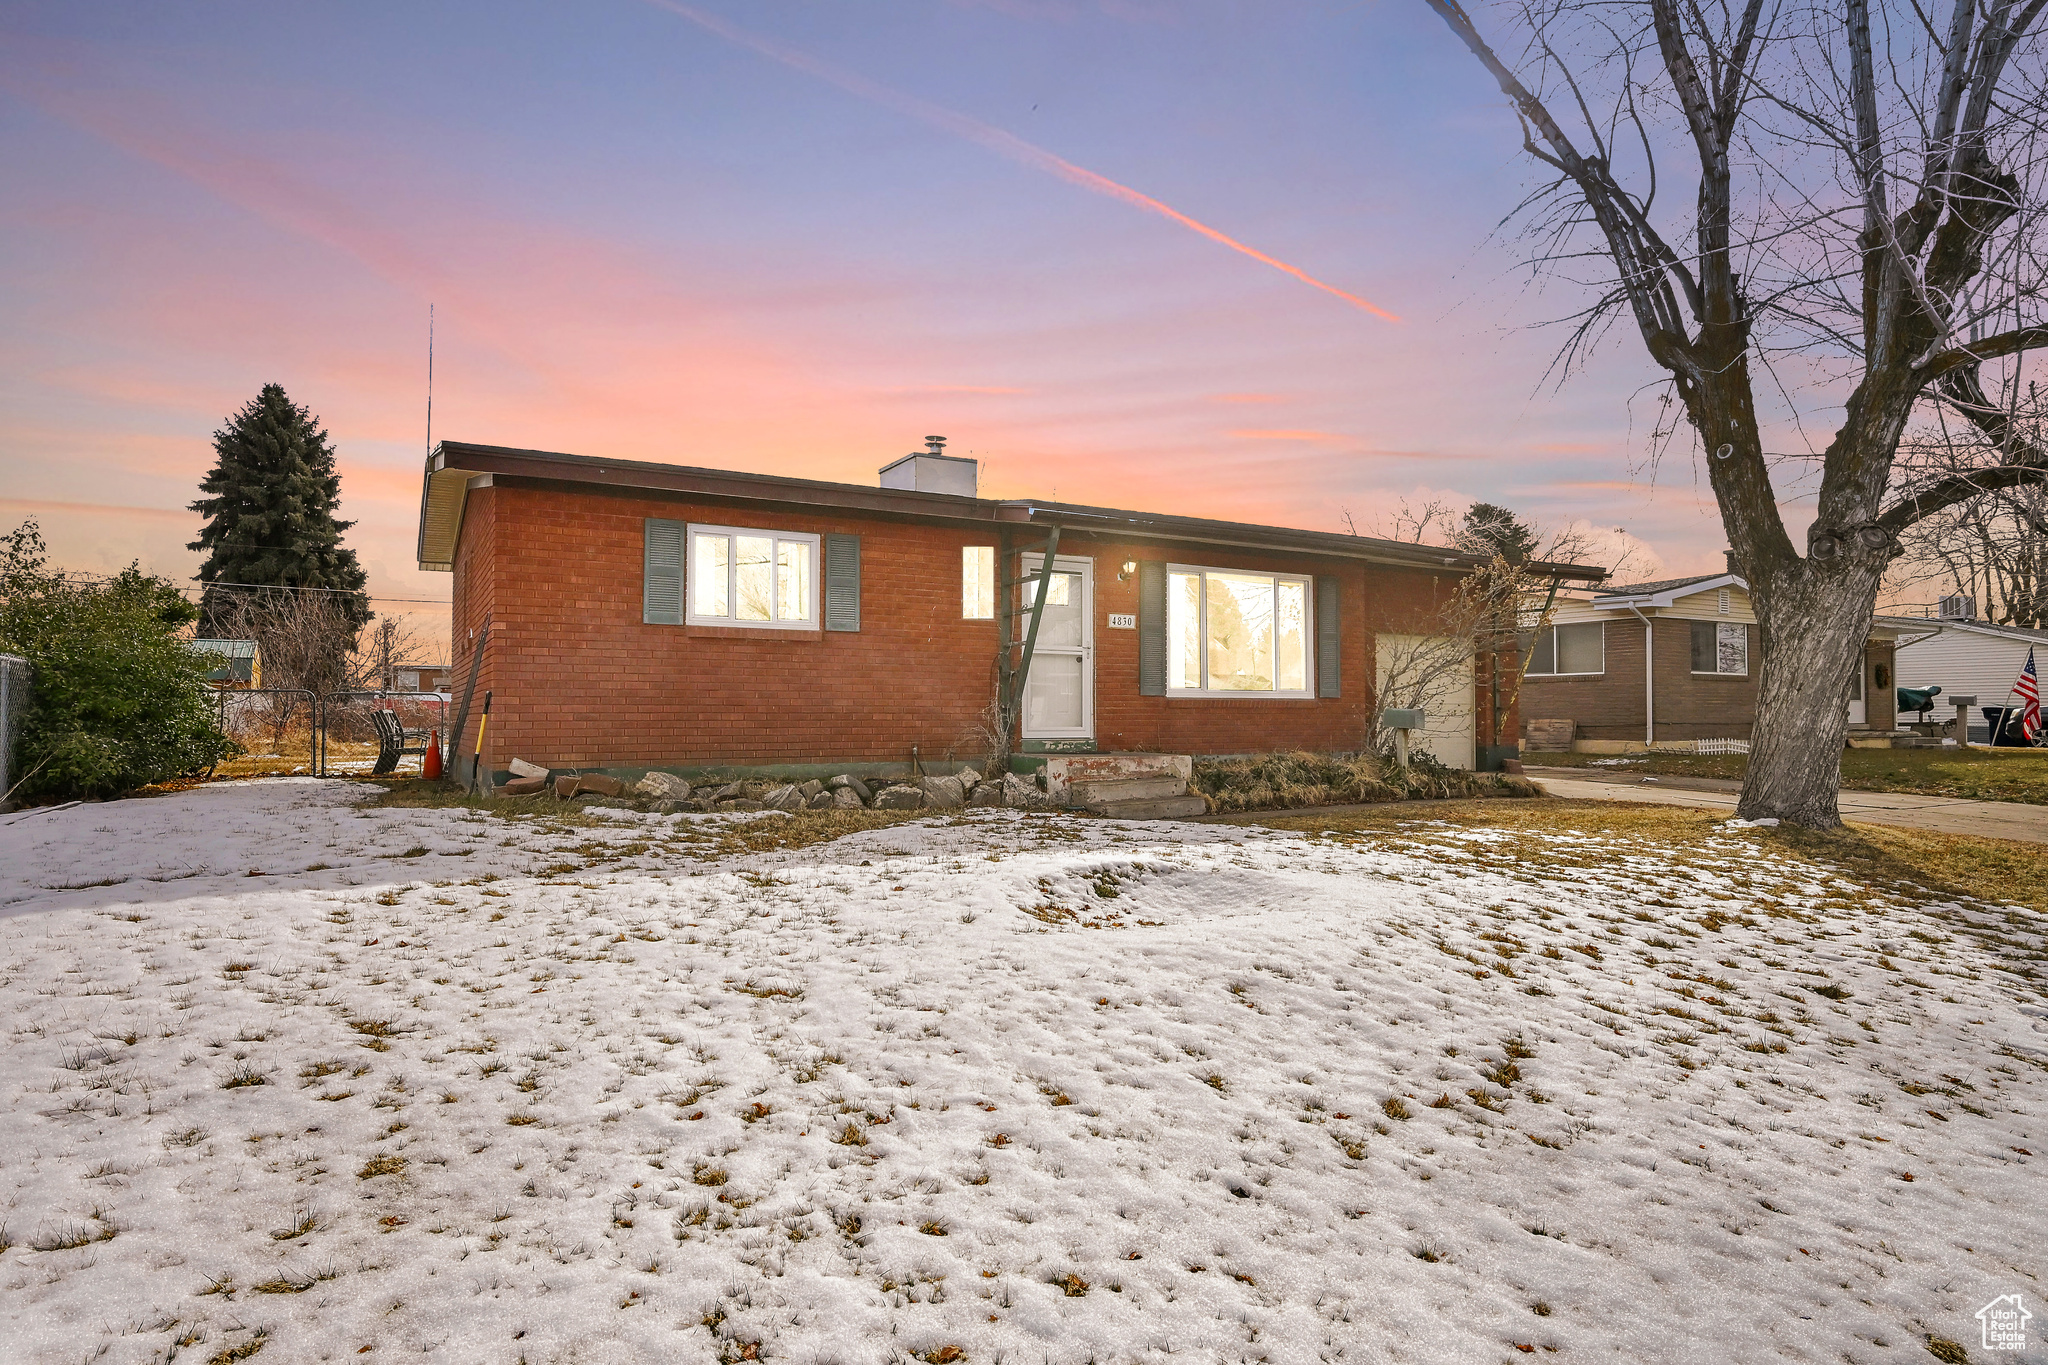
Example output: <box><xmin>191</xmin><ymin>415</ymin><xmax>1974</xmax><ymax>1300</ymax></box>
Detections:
<box><xmin>317</xmin><ymin>691</ymin><xmax>448</xmax><ymax>777</ymax></box>
<box><xmin>1</xmin><ymin>653</ymin><xmax>29</xmax><ymax>806</ymax></box>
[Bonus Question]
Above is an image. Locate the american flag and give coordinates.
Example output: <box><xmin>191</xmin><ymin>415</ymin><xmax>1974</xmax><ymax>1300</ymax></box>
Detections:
<box><xmin>2016</xmin><ymin>647</ymin><xmax>2040</xmax><ymax>741</ymax></box>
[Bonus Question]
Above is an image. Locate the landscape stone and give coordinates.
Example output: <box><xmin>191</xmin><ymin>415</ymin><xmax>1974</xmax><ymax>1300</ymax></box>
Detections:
<box><xmin>872</xmin><ymin>786</ymin><xmax>925</xmax><ymax>810</ymax></box>
<box><xmin>1000</xmin><ymin>772</ymin><xmax>1047</xmax><ymax>809</ymax></box>
<box><xmin>830</xmin><ymin>786</ymin><xmax>864</xmax><ymax>809</ymax></box>
<box><xmin>575</xmin><ymin>774</ymin><xmax>626</xmax><ymax>798</ymax></box>
<box><xmin>507</xmin><ymin>758</ymin><xmax>548</xmax><ymax>779</ymax></box>
<box><xmin>763</xmin><ymin>784</ymin><xmax>805</xmax><ymax>812</ymax></box>
<box><xmin>635</xmin><ymin>771</ymin><xmax>690</xmax><ymax>800</ymax></box>
<box><xmin>718</xmin><ymin>798</ymin><xmax>764</xmax><ymax>811</ymax></box>
<box><xmin>807</xmin><ymin>790</ymin><xmax>836</xmax><ymax>810</ymax></box>
<box><xmin>919</xmin><ymin>775</ymin><xmax>966</xmax><ymax>809</ymax></box>
<box><xmin>826</xmin><ymin>774</ymin><xmax>872</xmax><ymax>803</ymax></box>
<box><xmin>711</xmin><ymin>782</ymin><xmax>744</xmax><ymax>802</ymax></box>
<box><xmin>957</xmin><ymin>766</ymin><xmax>982</xmax><ymax>789</ymax></box>
<box><xmin>499</xmin><ymin>776</ymin><xmax>547</xmax><ymax>796</ymax></box>
<box><xmin>967</xmin><ymin>784</ymin><xmax>1003</xmax><ymax>808</ymax></box>
<box><xmin>798</xmin><ymin>780</ymin><xmax>825</xmax><ymax>800</ymax></box>
<box><xmin>553</xmin><ymin>775</ymin><xmax>579</xmax><ymax>799</ymax></box>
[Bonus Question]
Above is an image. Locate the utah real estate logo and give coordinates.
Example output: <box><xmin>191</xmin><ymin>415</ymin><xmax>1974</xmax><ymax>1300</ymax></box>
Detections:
<box><xmin>1978</xmin><ymin>1294</ymin><xmax>2032</xmax><ymax>1353</ymax></box>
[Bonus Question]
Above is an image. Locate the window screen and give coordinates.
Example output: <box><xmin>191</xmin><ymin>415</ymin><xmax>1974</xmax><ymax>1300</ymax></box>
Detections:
<box><xmin>686</xmin><ymin>524</ymin><xmax>819</xmax><ymax>629</ymax></box>
<box><xmin>1164</xmin><ymin>566</ymin><xmax>1313</xmax><ymax>697</ymax></box>
<box><xmin>1526</xmin><ymin>622</ymin><xmax>1602</xmax><ymax>675</ymax></box>
<box><xmin>1691</xmin><ymin>620</ymin><xmax>1748</xmax><ymax>674</ymax></box>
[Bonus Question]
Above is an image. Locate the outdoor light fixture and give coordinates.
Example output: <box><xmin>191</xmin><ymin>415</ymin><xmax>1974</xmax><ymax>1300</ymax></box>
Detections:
<box><xmin>1119</xmin><ymin>559</ymin><xmax>1136</xmax><ymax>580</ymax></box>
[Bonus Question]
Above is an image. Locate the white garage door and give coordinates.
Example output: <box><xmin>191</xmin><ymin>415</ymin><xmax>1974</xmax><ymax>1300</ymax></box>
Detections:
<box><xmin>1375</xmin><ymin>634</ymin><xmax>1476</xmax><ymax>770</ymax></box>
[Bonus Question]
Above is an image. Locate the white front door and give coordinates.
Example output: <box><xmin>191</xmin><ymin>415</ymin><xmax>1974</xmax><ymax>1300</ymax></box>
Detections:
<box><xmin>1017</xmin><ymin>554</ymin><xmax>1094</xmax><ymax>742</ymax></box>
<box><xmin>1848</xmin><ymin>660</ymin><xmax>1866</xmax><ymax>725</ymax></box>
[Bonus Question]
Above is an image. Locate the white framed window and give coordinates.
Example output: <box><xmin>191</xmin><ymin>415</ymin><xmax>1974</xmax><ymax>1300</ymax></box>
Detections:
<box><xmin>1526</xmin><ymin>622</ymin><xmax>1604</xmax><ymax>676</ymax></box>
<box><xmin>686</xmin><ymin>524</ymin><xmax>819</xmax><ymax>629</ymax></box>
<box><xmin>1166</xmin><ymin>565</ymin><xmax>1312</xmax><ymax>697</ymax></box>
<box><xmin>963</xmin><ymin>546</ymin><xmax>995</xmax><ymax>619</ymax></box>
<box><xmin>1690</xmin><ymin>620</ymin><xmax>1748</xmax><ymax>674</ymax></box>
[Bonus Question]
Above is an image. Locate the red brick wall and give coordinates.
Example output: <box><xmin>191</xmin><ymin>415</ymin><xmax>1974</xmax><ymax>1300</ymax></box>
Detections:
<box><xmin>450</xmin><ymin>481</ymin><xmax>1501</xmax><ymax>769</ymax></box>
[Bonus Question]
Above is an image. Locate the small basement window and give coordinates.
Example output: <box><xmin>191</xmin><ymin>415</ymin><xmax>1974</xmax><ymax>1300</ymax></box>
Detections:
<box><xmin>1525</xmin><ymin>622</ymin><xmax>1604</xmax><ymax>676</ymax></box>
<box><xmin>1166</xmin><ymin>565</ymin><xmax>1311</xmax><ymax>697</ymax></box>
<box><xmin>687</xmin><ymin>524</ymin><xmax>818</xmax><ymax>628</ymax></box>
<box><xmin>1691</xmin><ymin>620</ymin><xmax>1748</xmax><ymax>675</ymax></box>
<box><xmin>963</xmin><ymin>546</ymin><xmax>995</xmax><ymax>619</ymax></box>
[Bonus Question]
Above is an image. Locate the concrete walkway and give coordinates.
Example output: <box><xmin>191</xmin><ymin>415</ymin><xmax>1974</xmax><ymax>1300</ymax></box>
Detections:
<box><xmin>1523</xmin><ymin>766</ymin><xmax>2048</xmax><ymax>845</ymax></box>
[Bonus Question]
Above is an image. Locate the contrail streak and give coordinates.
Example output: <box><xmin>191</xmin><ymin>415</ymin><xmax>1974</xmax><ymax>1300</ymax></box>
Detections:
<box><xmin>645</xmin><ymin>1</ymin><xmax>1398</xmax><ymax>322</ymax></box>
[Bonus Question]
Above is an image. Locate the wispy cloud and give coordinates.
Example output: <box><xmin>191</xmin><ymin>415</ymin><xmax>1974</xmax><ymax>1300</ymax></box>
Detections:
<box><xmin>0</xmin><ymin>497</ymin><xmax>192</xmax><ymax>520</ymax></box>
<box><xmin>645</xmin><ymin>1</ymin><xmax>1398</xmax><ymax>322</ymax></box>
<box><xmin>1229</xmin><ymin>428</ymin><xmax>1350</xmax><ymax>442</ymax></box>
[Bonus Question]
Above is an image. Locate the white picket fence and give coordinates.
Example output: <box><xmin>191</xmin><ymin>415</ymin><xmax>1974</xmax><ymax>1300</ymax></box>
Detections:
<box><xmin>1649</xmin><ymin>738</ymin><xmax>1751</xmax><ymax>756</ymax></box>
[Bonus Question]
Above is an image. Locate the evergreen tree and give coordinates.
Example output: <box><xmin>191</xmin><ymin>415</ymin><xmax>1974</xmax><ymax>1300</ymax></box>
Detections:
<box><xmin>1455</xmin><ymin>502</ymin><xmax>1539</xmax><ymax>565</ymax></box>
<box><xmin>189</xmin><ymin>384</ymin><xmax>369</xmax><ymax>635</ymax></box>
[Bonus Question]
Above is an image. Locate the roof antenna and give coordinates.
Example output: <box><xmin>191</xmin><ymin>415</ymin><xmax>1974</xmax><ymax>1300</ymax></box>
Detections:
<box><xmin>426</xmin><ymin>303</ymin><xmax>435</xmax><ymax>458</ymax></box>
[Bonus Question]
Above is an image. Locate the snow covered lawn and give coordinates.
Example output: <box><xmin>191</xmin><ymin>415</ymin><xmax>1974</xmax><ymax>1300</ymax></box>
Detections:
<box><xmin>2</xmin><ymin>780</ymin><xmax>2043</xmax><ymax>1364</ymax></box>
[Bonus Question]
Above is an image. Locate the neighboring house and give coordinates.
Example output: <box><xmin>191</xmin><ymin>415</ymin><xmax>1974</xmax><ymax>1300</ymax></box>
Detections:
<box><xmin>190</xmin><ymin>638</ymin><xmax>259</xmax><ymax>686</ymax></box>
<box><xmin>414</xmin><ymin>440</ymin><xmax>1605</xmax><ymax>782</ymax></box>
<box><xmin>1885</xmin><ymin>614</ymin><xmax>2048</xmax><ymax>741</ymax></box>
<box><xmin>392</xmin><ymin>665</ymin><xmax>451</xmax><ymax>694</ymax></box>
<box><xmin>1521</xmin><ymin>570</ymin><xmax>1903</xmax><ymax>749</ymax></box>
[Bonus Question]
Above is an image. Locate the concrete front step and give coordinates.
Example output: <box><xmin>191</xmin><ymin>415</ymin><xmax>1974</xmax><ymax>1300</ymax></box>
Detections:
<box><xmin>1092</xmin><ymin>794</ymin><xmax>1211</xmax><ymax>821</ymax></box>
<box><xmin>1070</xmin><ymin>776</ymin><xmax>1189</xmax><ymax>807</ymax></box>
<box><xmin>1042</xmin><ymin>752</ymin><xmax>1193</xmax><ymax>807</ymax></box>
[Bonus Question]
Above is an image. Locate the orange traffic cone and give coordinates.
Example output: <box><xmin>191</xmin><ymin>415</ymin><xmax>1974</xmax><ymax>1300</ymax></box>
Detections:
<box><xmin>422</xmin><ymin>730</ymin><xmax>443</xmax><ymax>780</ymax></box>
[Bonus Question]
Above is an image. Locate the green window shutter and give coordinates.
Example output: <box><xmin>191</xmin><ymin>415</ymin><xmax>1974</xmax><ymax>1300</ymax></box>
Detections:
<box><xmin>1315</xmin><ymin>575</ymin><xmax>1341</xmax><ymax>697</ymax></box>
<box><xmin>643</xmin><ymin>518</ymin><xmax>684</xmax><ymax>625</ymax></box>
<box><xmin>824</xmin><ymin>534</ymin><xmax>860</xmax><ymax>631</ymax></box>
<box><xmin>1138</xmin><ymin>560</ymin><xmax>1166</xmax><ymax>696</ymax></box>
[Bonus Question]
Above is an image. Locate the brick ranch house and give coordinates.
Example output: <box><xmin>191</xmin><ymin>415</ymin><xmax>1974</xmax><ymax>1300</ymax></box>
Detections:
<box><xmin>416</xmin><ymin>440</ymin><xmax>1606</xmax><ymax>788</ymax></box>
<box><xmin>1520</xmin><ymin>568</ymin><xmax>1905</xmax><ymax>752</ymax></box>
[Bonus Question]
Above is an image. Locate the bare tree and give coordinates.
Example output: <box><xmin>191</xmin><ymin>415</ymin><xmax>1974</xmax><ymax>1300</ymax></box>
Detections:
<box><xmin>1367</xmin><ymin>506</ymin><xmax>1635</xmax><ymax>751</ymax></box>
<box><xmin>1427</xmin><ymin>0</ymin><xmax>2048</xmax><ymax>824</ymax></box>
<box><xmin>1889</xmin><ymin>400</ymin><xmax>2048</xmax><ymax>624</ymax></box>
<box><xmin>210</xmin><ymin>587</ymin><xmax>363</xmax><ymax>755</ymax></box>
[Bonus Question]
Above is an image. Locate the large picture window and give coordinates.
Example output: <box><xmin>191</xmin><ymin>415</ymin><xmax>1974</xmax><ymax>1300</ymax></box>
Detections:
<box><xmin>1690</xmin><ymin>620</ymin><xmax>1748</xmax><ymax>675</ymax></box>
<box><xmin>1526</xmin><ymin>622</ymin><xmax>1604</xmax><ymax>676</ymax></box>
<box><xmin>686</xmin><ymin>524</ymin><xmax>818</xmax><ymax>629</ymax></box>
<box><xmin>1166</xmin><ymin>566</ymin><xmax>1311</xmax><ymax>697</ymax></box>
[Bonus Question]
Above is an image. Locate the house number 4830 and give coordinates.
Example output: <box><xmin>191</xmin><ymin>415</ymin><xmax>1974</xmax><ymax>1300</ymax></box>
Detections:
<box><xmin>1106</xmin><ymin>613</ymin><xmax>1136</xmax><ymax>629</ymax></box>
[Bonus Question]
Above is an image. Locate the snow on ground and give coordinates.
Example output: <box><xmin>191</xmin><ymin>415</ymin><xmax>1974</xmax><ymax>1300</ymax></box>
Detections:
<box><xmin>1</xmin><ymin>780</ymin><xmax>2044</xmax><ymax>1365</ymax></box>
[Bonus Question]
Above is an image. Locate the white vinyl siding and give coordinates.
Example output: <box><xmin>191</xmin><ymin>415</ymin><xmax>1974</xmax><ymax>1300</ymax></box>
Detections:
<box><xmin>1895</xmin><ymin>628</ymin><xmax>2045</xmax><ymax>705</ymax></box>
<box><xmin>686</xmin><ymin>524</ymin><xmax>819</xmax><ymax>629</ymax></box>
<box><xmin>1165</xmin><ymin>565</ymin><xmax>1313</xmax><ymax>698</ymax></box>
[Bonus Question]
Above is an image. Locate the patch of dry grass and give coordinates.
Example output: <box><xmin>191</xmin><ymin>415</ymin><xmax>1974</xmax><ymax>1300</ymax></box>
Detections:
<box><xmin>1237</xmin><ymin>797</ymin><xmax>2048</xmax><ymax>915</ymax></box>
<box><xmin>1193</xmin><ymin>750</ymin><xmax>1540</xmax><ymax>813</ymax></box>
<box><xmin>1526</xmin><ymin>745</ymin><xmax>2048</xmax><ymax>805</ymax></box>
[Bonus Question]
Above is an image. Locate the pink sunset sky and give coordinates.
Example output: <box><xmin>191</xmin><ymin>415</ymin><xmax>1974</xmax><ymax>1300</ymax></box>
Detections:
<box><xmin>1</xmin><ymin>0</ymin><xmax>1846</xmax><ymax>656</ymax></box>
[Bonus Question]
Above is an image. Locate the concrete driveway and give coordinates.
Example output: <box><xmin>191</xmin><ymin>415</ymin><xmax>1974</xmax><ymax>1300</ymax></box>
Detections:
<box><xmin>1523</xmin><ymin>766</ymin><xmax>2048</xmax><ymax>845</ymax></box>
